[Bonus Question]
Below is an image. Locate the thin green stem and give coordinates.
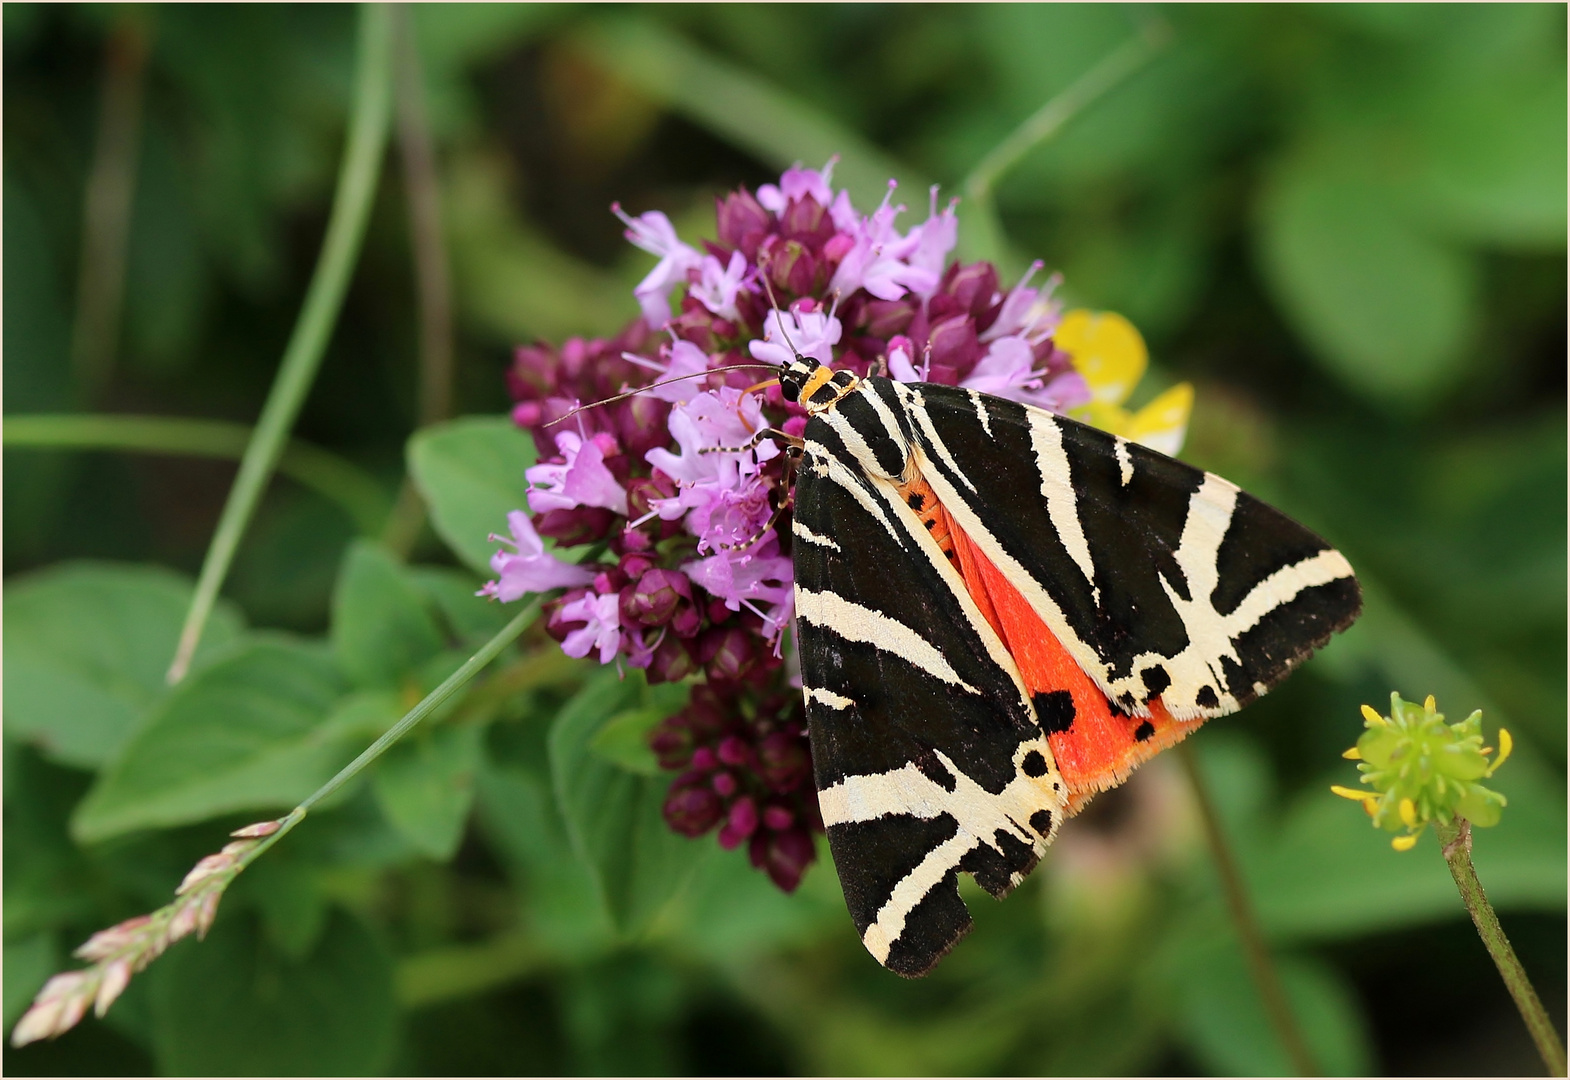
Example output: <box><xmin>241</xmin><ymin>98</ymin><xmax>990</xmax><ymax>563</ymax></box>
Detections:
<box><xmin>167</xmin><ymin>3</ymin><xmax>394</xmax><ymax>685</ymax></box>
<box><xmin>958</xmin><ymin>16</ymin><xmax>1171</xmax><ymax>268</ymax></box>
<box><xmin>300</xmin><ymin>601</ymin><xmax>539</xmax><ymax>814</ymax></box>
<box><xmin>216</xmin><ymin>601</ymin><xmax>537</xmax><ymax>882</ymax></box>
<box><xmin>1434</xmin><ymin>818</ymin><xmax>1567</xmax><ymax>1076</ymax></box>
<box><xmin>4</xmin><ymin>413</ymin><xmax>390</xmax><ymax>535</ymax></box>
<box><xmin>1178</xmin><ymin>742</ymin><xmax>1318</xmax><ymax>1076</ymax></box>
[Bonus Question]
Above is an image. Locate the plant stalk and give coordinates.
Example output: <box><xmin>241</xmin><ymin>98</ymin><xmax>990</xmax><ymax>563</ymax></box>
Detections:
<box><xmin>1434</xmin><ymin>818</ymin><xmax>1567</xmax><ymax>1076</ymax></box>
<box><xmin>958</xmin><ymin>16</ymin><xmax>1170</xmax><ymax>269</ymax></box>
<box><xmin>1177</xmin><ymin>741</ymin><xmax>1318</xmax><ymax>1075</ymax></box>
<box><xmin>4</xmin><ymin>413</ymin><xmax>390</xmax><ymax>536</ymax></box>
<box><xmin>167</xmin><ymin>3</ymin><xmax>394</xmax><ymax>684</ymax></box>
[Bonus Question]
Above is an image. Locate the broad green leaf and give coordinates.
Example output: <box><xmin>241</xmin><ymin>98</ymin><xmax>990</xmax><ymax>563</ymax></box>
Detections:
<box><xmin>72</xmin><ymin>638</ymin><xmax>349</xmax><ymax>843</ymax></box>
<box><xmin>1414</xmin><ymin>66</ymin><xmax>1567</xmax><ymax>247</ymax></box>
<box><xmin>1256</xmin><ymin>154</ymin><xmax>1478</xmax><ymax>405</ymax></box>
<box><xmin>1167</xmin><ymin>935</ymin><xmax>1373</xmax><ymax>1076</ymax></box>
<box><xmin>3</xmin><ymin>562</ymin><xmax>245</xmax><ymax>769</ymax></box>
<box><xmin>588</xmin><ymin>707</ymin><xmax>665</xmax><ymax>777</ymax></box>
<box><xmin>476</xmin><ymin>730</ymin><xmax>614</xmax><ymax>959</ymax></box>
<box><xmin>371</xmin><ymin>723</ymin><xmax>484</xmax><ymax>860</ymax></box>
<box><xmin>408</xmin><ymin>565</ymin><xmax>512</xmax><ymax>643</ymax></box>
<box><xmin>588</xmin><ymin>683</ymin><xmax>686</xmax><ymax>777</ymax></box>
<box><xmin>407</xmin><ymin>415</ymin><xmax>538</xmax><ymax>575</ymax></box>
<box><xmin>234</xmin><ymin>854</ymin><xmax>331</xmax><ymax>963</ymax></box>
<box><xmin>548</xmin><ymin>671</ymin><xmax>707</xmax><ymax>937</ymax></box>
<box><xmin>149</xmin><ymin>908</ymin><xmax>395</xmax><ymax>1076</ymax></box>
<box><xmin>662</xmin><ymin>840</ymin><xmax>843</xmax><ymax>965</ymax></box>
<box><xmin>330</xmin><ymin>541</ymin><xmax>444</xmax><ymax>689</ymax></box>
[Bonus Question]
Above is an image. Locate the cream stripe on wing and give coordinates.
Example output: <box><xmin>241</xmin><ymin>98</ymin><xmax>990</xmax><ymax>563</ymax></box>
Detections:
<box><xmin>793</xmin><ymin>521</ymin><xmax>841</xmax><ymax>551</ymax></box>
<box><xmin>861</xmin><ymin>830</ymin><xmax>978</xmax><ymax>964</ymax></box>
<box><xmin>805</xmin><ymin>686</ymin><xmax>855</xmax><ymax>710</ymax></box>
<box><xmin>1223</xmin><ymin>548</ymin><xmax>1355</xmax><ymax>637</ymax></box>
<box><xmin>1026</xmin><ymin>410</ymin><xmax>1098</xmax><ymax>596</ymax></box>
<box><xmin>796</xmin><ymin>588</ymin><xmax>979</xmax><ymax>693</ymax></box>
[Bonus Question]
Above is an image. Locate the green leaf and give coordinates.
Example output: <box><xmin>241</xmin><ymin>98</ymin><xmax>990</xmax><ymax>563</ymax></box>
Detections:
<box><xmin>407</xmin><ymin>416</ymin><xmax>538</xmax><ymax>576</ymax></box>
<box><xmin>330</xmin><ymin>541</ymin><xmax>444</xmax><ymax>689</ymax></box>
<box><xmin>548</xmin><ymin>671</ymin><xmax>707</xmax><ymax>937</ymax></box>
<box><xmin>589</xmin><ymin>684</ymin><xmax>687</xmax><ymax>777</ymax></box>
<box><xmin>72</xmin><ymin>638</ymin><xmax>350</xmax><ymax>843</ymax></box>
<box><xmin>149</xmin><ymin>907</ymin><xmax>395</xmax><ymax>1076</ymax></box>
<box><xmin>408</xmin><ymin>565</ymin><xmax>513</xmax><ymax>644</ymax></box>
<box><xmin>371</xmin><ymin>722</ymin><xmax>484</xmax><ymax>860</ymax></box>
<box><xmin>1166</xmin><ymin>934</ymin><xmax>1373</xmax><ymax>1076</ymax></box>
<box><xmin>3</xmin><ymin>562</ymin><xmax>245</xmax><ymax>769</ymax></box>
<box><xmin>476</xmin><ymin>731</ymin><xmax>614</xmax><ymax>959</ymax></box>
<box><xmin>1256</xmin><ymin>153</ymin><xmax>1478</xmax><ymax>405</ymax></box>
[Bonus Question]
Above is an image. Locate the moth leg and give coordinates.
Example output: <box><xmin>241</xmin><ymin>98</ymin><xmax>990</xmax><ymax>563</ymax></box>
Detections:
<box><xmin>699</xmin><ymin>427</ymin><xmax>802</xmax><ymax>455</ymax></box>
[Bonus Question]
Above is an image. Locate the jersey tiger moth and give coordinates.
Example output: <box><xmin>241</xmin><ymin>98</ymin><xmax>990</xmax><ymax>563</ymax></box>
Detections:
<box><xmin>767</xmin><ymin>347</ymin><xmax>1362</xmax><ymax>977</ymax></box>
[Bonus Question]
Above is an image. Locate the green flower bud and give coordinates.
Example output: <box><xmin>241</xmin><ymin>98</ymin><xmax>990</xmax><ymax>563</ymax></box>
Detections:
<box><xmin>1331</xmin><ymin>693</ymin><xmax>1511</xmax><ymax>850</ymax></box>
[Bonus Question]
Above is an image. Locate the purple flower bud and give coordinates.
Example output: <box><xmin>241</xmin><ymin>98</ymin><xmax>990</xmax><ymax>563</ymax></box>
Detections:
<box><xmin>650</xmin><ymin>717</ymin><xmax>695</xmax><ymax>770</ymax></box>
<box><xmin>700</xmin><ymin>625</ymin><xmax>759</xmax><ymax>683</ymax></box>
<box><xmin>749</xmin><ymin>826</ymin><xmax>817</xmax><ymax>892</ymax></box>
<box><xmin>664</xmin><ymin>773</ymin><xmax>724</xmax><ymax>836</ymax></box>
<box><xmin>620</xmin><ymin>568</ymin><xmax>692</xmax><ymax>627</ymax></box>
<box><xmin>716</xmin><ymin>188</ymin><xmax>771</xmax><ymax>260</ymax></box>
<box><xmin>712</xmin><ymin>771</ymin><xmax>738</xmax><ymax>797</ymax></box>
<box><xmin>763</xmin><ymin>803</ymin><xmax>794</xmax><ymax>831</ymax></box>
<box><xmin>763</xmin><ymin>237</ymin><xmax>817</xmax><ymax>298</ymax></box>
<box><xmin>863</xmin><ymin>298</ymin><xmax>917</xmax><ymax>340</ymax></box>
<box><xmin>942</xmin><ymin>260</ymin><xmax>1000</xmax><ymax>318</ymax></box>
<box><xmin>717</xmin><ymin>734</ymin><xmax>752</xmax><ymax>768</ymax></box>
<box><xmin>533</xmin><ymin>507</ymin><xmax>618</xmax><ymax>546</ymax></box>
<box><xmin>758</xmin><ymin>730</ymin><xmax>812</xmax><ymax>792</ymax></box>
<box><xmin>643</xmin><ymin>635</ymin><xmax>699</xmax><ymax>684</ymax></box>
<box><xmin>717</xmin><ymin>795</ymin><xmax>759</xmax><ymax>849</ymax></box>
<box><xmin>927</xmin><ymin>313</ymin><xmax>981</xmax><ymax>382</ymax></box>
<box><xmin>691</xmin><ymin>745</ymin><xmax>719</xmax><ymax>772</ymax></box>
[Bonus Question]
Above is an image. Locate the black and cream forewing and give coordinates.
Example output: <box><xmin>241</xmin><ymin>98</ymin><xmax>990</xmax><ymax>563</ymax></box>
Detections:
<box><xmin>791</xmin><ymin>406</ymin><xmax>1067</xmax><ymax>977</ymax></box>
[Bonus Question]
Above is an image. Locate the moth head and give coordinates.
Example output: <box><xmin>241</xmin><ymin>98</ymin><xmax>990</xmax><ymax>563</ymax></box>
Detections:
<box><xmin>777</xmin><ymin>352</ymin><xmax>817</xmax><ymax>405</ymax></box>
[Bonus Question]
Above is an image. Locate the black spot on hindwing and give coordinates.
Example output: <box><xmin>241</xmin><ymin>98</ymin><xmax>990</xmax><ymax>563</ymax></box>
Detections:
<box><xmin>1033</xmin><ymin>690</ymin><xmax>1076</xmax><ymax>734</ymax></box>
<box><xmin>1133</xmin><ymin>720</ymin><xmax>1156</xmax><ymax>742</ymax></box>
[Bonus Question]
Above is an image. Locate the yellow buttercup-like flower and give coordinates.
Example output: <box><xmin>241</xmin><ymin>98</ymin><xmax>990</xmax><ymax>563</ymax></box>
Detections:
<box><xmin>1056</xmin><ymin>309</ymin><xmax>1194</xmax><ymax>457</ymax></box>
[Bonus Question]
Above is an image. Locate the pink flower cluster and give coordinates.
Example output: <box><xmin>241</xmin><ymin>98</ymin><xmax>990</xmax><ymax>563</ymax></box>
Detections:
<box><xmin>486</xmin><ymin>159</ymin><xmax>1090</xmax><ymax>891</ymax></box>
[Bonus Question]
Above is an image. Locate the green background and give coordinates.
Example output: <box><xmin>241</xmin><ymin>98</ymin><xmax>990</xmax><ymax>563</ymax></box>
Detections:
<box><xmin>5</xmin><ymin>4</ymin><xmax>1564</xmax><ymax>1075</ymax></box>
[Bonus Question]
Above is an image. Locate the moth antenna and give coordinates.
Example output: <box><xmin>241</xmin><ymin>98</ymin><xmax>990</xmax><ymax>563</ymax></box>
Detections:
<box><xmin>756</xmin><ymin>270</ymin><xmax>804</xmax><ymax>360</ymax></box>
<box><xmin>543</xmin><ymin>363</ymin><xmax>776</xmax><ymax>427</ymax></box>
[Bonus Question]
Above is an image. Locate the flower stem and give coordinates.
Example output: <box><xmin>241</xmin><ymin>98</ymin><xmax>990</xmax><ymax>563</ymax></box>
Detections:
<box><xmin>1177</xmin><ymin>741</ymin><xmax>1318</xmax><ymax>1076</ymax></box>
<box><xmin>1434</xmin><ymin>818</ymin><xmax>1567</xmax><ymax>1076</ymax></box>
<box><xmin>3</xmin><ymin>413</ymin><xmax>391</xmax><ymax>536</ymax></box>
<box><xmin>959</xmin><ymin>15</ymin><xmax>1171</xmax><ymax>268</ymax></box>
<box><xmin>167</xmin><ymin>3</ymin><xmax>394</xmax><ymax>685</ymax></box>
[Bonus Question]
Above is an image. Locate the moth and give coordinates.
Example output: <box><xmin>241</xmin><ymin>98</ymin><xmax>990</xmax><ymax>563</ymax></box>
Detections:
<box><xmin>769</xmin><ymin>350</ymin><xmax>1362</xmax><ymax>977</ymax></box>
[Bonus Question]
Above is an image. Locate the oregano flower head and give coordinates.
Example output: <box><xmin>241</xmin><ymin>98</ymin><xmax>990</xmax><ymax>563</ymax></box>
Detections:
<box><xmin>1332</xmin><ymin>693</ymin><xmax>1512</xmax><ymax>851</ymax></box>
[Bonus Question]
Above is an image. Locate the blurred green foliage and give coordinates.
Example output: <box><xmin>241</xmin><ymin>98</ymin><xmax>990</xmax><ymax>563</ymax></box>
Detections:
<box><xmin>4</xmin><ymin>4</ymin><xmax>1564</xmax><ymax>1075</ymax></box>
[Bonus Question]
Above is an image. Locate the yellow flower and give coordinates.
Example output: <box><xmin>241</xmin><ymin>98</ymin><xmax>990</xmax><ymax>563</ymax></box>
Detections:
<box><xmin>1056</xmin><ymin>309</ymin><xmax>1194</xmax><ymax>457</ymax></box>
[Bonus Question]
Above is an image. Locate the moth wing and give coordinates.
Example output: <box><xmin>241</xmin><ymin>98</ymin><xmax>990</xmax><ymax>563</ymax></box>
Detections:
<box><xmin>886</xmin><ymin>378</ymin><xmax>1362</xmax><ymax>723</ymax></box>
<box><xmin>792</xmin><ymin>417</ymin><xmax>1066</xmax><ymax>977</ymax></box>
